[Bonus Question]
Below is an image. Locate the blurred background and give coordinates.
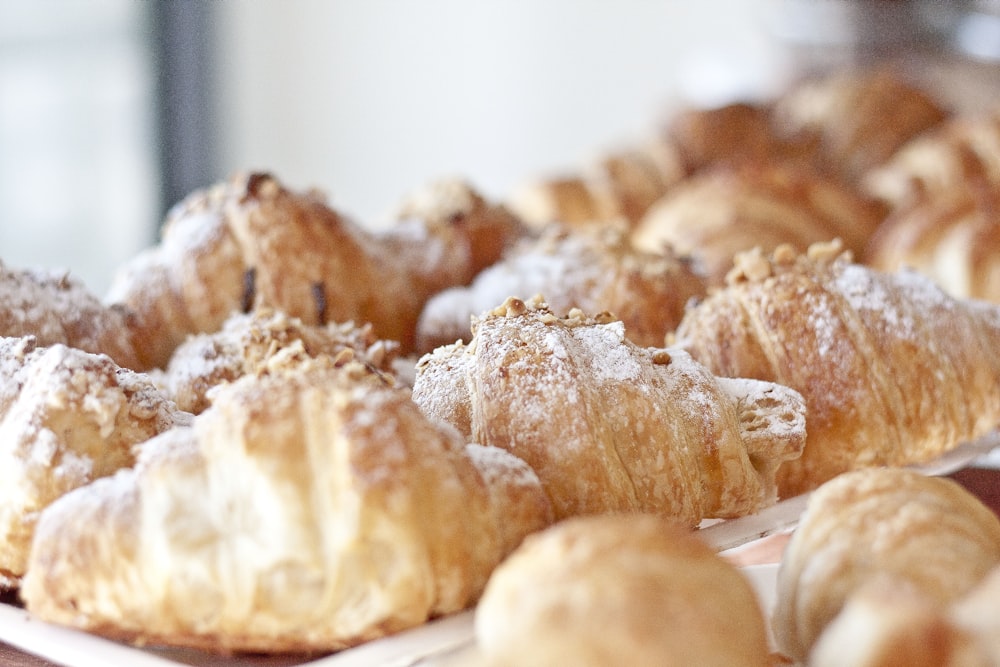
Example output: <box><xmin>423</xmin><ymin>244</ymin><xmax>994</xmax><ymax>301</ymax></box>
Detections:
<box><xmin>1</xmin><ymin>0</ymin><xmax>998</xmax><ymax>293</ymax></box>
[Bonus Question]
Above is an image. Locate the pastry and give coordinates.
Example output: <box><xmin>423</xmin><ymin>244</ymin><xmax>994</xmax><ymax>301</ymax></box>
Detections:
<box><xmin>862</xmin><ymin>109</ymin><xmax>1000</xmax><ymax>210</ymax></box>
<box><xmin>105</xmin><ymin>172</ymin><xmax>527</xmax><ymax>369</ymax></box>
<box><xmin>772</xmin><ymin>67</ymin><xmax>949</xmax><ymax>183</ymax></box>
<box><xmin>414</xmin><ymin>223</ymin><xmax>706</xmax><ymax>353</ymax></box>
<box><xmin>0</xmin><ymin>260</ymin><xmax>140</xmax><ymax>370</ymax></box>
<box><xmin>865</xmin><ymin>182</ymin><xmax>1000</xmax><ymax>303</ymax></box>
<box><xmin>412</xmin><ymin>296</ymin><xmax>806</xmax><ymax>523</ymax></box>
<box><xmin>632</xmin><ymin>163</ymin><xmax>885</xmax><ymax>286</ymax></box>
<box><xmin>0</xmin><ymin>336</ymin><xmax>188</xmax><ymax>589</ymax></box>
<box><xmin>21</xmin><ymin>359</ymin><xmax>552</xmax><ymax>654</ymax></box>
<box><xmin>672</xmin><ymin>240</ymin><xmax>1000</xmax><ymax>496</ymax></box>
<box><xmin>772</xmin><ymin>468</ymin><xmax>1000</xmax><ymax>663</ymax></box>
<box><xmin>475</xmin><ymin>513</ymin><xmax>772</xmax><ymax>667</ymax></box>
<box><xmin>161</xmin><ymin>307</ymin><xmax>400</xmax><ymax>414</ymax></box>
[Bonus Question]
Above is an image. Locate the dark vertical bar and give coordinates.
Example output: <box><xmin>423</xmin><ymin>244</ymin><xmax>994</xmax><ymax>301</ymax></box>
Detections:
<box><xmin>150</xmin><ymin>1</ymin><xmax>218</xmax><ymax>219</ymax></box>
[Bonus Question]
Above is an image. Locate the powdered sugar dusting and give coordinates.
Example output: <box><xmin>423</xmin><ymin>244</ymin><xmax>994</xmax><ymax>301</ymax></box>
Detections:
<box><xmin>465</xmin><ymin>443</ymin><xmax>541</xmax><ymax>490</ymax></box>
<box><xmin>568</xmin><ymin>320</ymin><xmax>641</xmax><ymax>383</ymax></box>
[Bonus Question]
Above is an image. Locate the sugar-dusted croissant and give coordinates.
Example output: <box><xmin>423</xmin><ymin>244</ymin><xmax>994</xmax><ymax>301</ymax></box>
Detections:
<box><xmin>21</xmin><ymin>359</ymin><xmax>552</xmax><ymax>654</ymax></box>
<box><xmin>632</xmin><ymin>163</ymin><xmax>886</xmax><ymax>286</ymax></box>
<box><xmin>772</xmin><ymin>468</ymin><xmax>1000</xmax><ymax>664</ymax></box>
<box><xmin>415</xmin><ymin>223</ymin><xmax>706</xmax><ymax>353</ymax></box>
<box><xmin>474</xmin><ymin>514</ymin><xmax>773</xmax><ymax>667</ymax></box>
<box><xmin>672</xmin><ymin>240</ymin><xmax>1000</xmax><ymax>497</ymax></box>
<box><xmin>105</xmin><ymin>172</ymin><xmax>527</xmax><ymax>369</ymax></box>
<box><xmin>862</xmin><ymin>110</ymin><xmax>1000</xmax><ymax>210</ymax></box>
<box><xmin>161</xmin><ymin>307</ymin><xmax>400</xmax><ymax>414</ymax></box>
<box><xmin>0</xmin><ymin>260</ymin><xmax>141</xmax><ymax>370</ymax></box>
<box><xmin>772</xmin><ymin>67</ymin><xmax>949</xmax><ymax>183</ymax></box>
<box><xmin>412</xmin><ymin>296</ymin><xmax>806</xmax><ymax>523</ymax></box>
<box><xmin>865</xmin><ymin>183</ymin><xmax>1000</xmax><ymax>303</ymax></box>
<box><xmin>0</xmin><ymin>336</ymin><xmax>188</xmax><ymax>589</ymax></box>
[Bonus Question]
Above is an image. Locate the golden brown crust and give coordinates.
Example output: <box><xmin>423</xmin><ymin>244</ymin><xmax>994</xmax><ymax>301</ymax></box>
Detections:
<box><xmin>21</xmin><ymin>360</ymin><xmax>551</xmax><ymax>654</ymax></box>
<box><xmin>632</xmin><ymin>163</ymin><xmax>886</xmax><ymax>287</ymax></box>
<box><xmin>413</xmin><ymin>296</ymin><xmax>806</xmax><ymax>523</ymax></box>
<box><xmin>415</xmin><ymin>223</ymin><xmax>706</xmax><ymax>353</ymax></box>
<box><xmin>673</xmin><ymin>241</ymin><xmax>1000</xmax><ymax>496</ymax></box>
<box><xmin>106</xmin><ymin>173</ymin><xmax>527</xmax><ymax>369</ymax></box>
<box><xmin>475</xmin><ymin>514</ymin><xmax>772</xmax><ymax>667</ymax></box>
<box><xmin>0</xmin><ymin>261</ymin><xmax>141</xmax><ymax>370</ymax></box>
<box><xmin>772</xmin><ymin>468</ymin><xmax>1000</xmax><ymax>663</ymax></box>
<box><xmin>0</xmin><ymin>336</ymin><xmax>187</xmax><ymax>589</ymax></box>
<box><xmin>162</xmin><ymin>307</ymin><xmax>400</xmax><ymax>414</ymax></box>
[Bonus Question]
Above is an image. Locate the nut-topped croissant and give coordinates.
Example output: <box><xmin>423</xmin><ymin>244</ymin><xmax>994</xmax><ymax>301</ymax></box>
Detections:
<box><xmin>105</xmin><ymin>172</ymin><xmax>527</xmax><ymax>369</ymax></box>
<box><xmin>0</xmin><ymin>336</ymin><xmax>188</xmax><ymax>589</ymax></box>
<box><xmin>412</xmin><ymin>296</ymin><xmax>806</xmax><ymax>523</ymax></box>
<box><xmin>21</xmin><ymin>359</ymin><xmax>552</xmax><ymax>654</ymax></box>
<box><xmin>672</xmin><ymin>240</ymin><xmax>1000</xmax><ymax>497</ymax></box>
<box><xmin>415</xmin><ymin>223</ymin><xmax>706</xmax><ymax>353</ymax></box>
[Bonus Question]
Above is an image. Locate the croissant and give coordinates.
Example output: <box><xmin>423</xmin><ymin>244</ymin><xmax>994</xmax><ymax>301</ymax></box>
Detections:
<box><xmin>632</xmin><ymin>163</ymin><xmax>886</xmax><ymax>286</ymax></box>
<box><xmin>21</xmin><ymin>359</ymin><xmax>552</xmax><ymax>654</ymax></box>
<box><xmin>161</xmin><ymin>307</ymin><xmax>400</xmax><ymax>414</ymax></box>
<box><xmin>862</xmin><ymin>109</ymin><xmax>1000</xmax><ymax>210</ymax></box>
<box><xmin>672</xmin><ymin>240</ymin><xmax>1000</xmax><ymax>497</ymax></box>
<box><xmin>771</xmin><ymin>468</ymin><xmax>1000</xmax><ymax>663</ymax></box>
<box><xmin>105</xmin><ymin>172</ymin><xmax>527</xmax><ymax>369</ymax></box>
<box><xmin>415</xmin><ymin>223</ymin><xmax>706</xmax><ymax>353</ymax></box>
<box><xmin>771</xmin><ymin>66</ymin><xmax>949</xmax><ymax>183</ymax></box>
<box><xmin>865</xmin><ymin>182</ymin><xmax>1000</xmax><ymax>303</ymax></box>
<box><xmin>0</xmin><ymin>260</ymin><xmax>140</xmax><ymax>370</ymax></box>
<box><xmin>0</xmin><ymin>336</ymin><xmax>188</xmax><ymax>589</ymax></box>
<box><xmin>412</xmin><ymin>296</ymin><xmax>806</xmax><ymax>523</ymax></box>
<box><xmin>474</xmin><ymin>514</ymin><xmax>773</xmax><ymax>667</ymax></box>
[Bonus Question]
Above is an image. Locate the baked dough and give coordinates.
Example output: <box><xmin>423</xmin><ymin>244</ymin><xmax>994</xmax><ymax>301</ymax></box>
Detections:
<box><xmin>0</xmin><ymin>336</ymin><xmax>188</xmax><ymax>589</ymax></box>
<box><xmin>413</xmin><ymin>296</ymin><xmax>806</xmax><ymax>523</ymax></box>
<box><xmin>21</xmin><ymin>359</ymin><xmax>552</xmax><ymax>654</ymax></box>
<box><xmin>415</xmin><ymin>223</ymin><xmax>705</xmax><ymax>353</ymax></box>
<box><xmin>673</xmin><ymin>240</ymin><xmax>1000</xmax><ymax>496</ymax></box>
<box><xmin>474</xmin><ymin>513</ymin><xmax>772</xmax><ymax>667</ymax></box>
<box><xmin>105</xmin><ymin>173</ymin><xmax>526</xmax><ymax>368</ymax></box>
<box><xmin>772</xmin><ymin>468</ymin><xmax>1000</xmax><ymax>663</ymax></box>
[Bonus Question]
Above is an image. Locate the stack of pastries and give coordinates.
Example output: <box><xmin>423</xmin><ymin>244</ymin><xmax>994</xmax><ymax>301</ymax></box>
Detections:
<box><xmin>2</xmin><ymin>63</ymin><xmax>1000</xmax><ymax>663</ymax></box>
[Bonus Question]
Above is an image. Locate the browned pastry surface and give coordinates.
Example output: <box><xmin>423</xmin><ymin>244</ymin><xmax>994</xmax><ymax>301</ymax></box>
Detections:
<box><xmin>162</xmin><ymin>307</ymin><xmax>399</xmax><ymax>414</ymax></box>
<box><xmin>0</xmin><ymin>336</ymin><xmax>188</xmax><ymax>589</ymax></box>
<box><xmin>632</xmin><ymin>163</ymin><xmax>886</xmax><ymax>286</ymax></box>
<box><xmin>105</xmin><ymin>173</ymin><xmax>527</xmax><ymax>369</ymax></box>
<box><xmin>21</xmin><ymin>359</ymin><xmax>552</xmax><ymax>654</ymax></box>
<box><xmin>475</xmin><ymin>514</ymin><xmax>773</xmax><ymax>667</ymax></box>
<box><xmin>413</xmin><ymin>296</ymin><xmax>806</xmax><ymax>523</ymax></box>
<box><xmin>0</xmin><ymin>261</ymin><xmax>140</xmax><ymax>370</ymax></box>
<box><xmin>673</xmin><ymin>240</ymin><xmax>1000</xmax><ymax>497</ymax></box>
<box><xmin>865</xmin><ymin>182</ymin><xmax>1000</xmax><ymax>303</ymax></box>
<box><xmin>772</xmin><ymin>468</ymin><xmax>1000</xmax><ymax>664</ymax></box>
<box><xmin>415</xmin><ymin>223</ymin><xmax>705</xmax><ymax>353</ymax></box>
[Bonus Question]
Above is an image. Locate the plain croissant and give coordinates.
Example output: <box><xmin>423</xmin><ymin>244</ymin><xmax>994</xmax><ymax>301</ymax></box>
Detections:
<box><xmin>0</xmin><ymin>336</ymin><xmax>188</xmax><ymax>589</ymax></box>
<box><xmin>672</xmin><ymin>240</ymin><xmax>1000</xmax><ymax>497</ymax></box>
<box><xmin>772</xmin><ymin>468</ymin><xmax>1000</xmax><ymax>664</ymax></box>
<box><xmin>105</xmin><ymin>172</ymin><xmax>527</xmax><ymax>369</ymax></box>
<box><xmin>21</xmin><ymin>359</ymin><xmax>552</xmax><ymax>654</ymax></box>
<box><xmin>412</xmin><ymin>296</ymin><xmax>806</xmax><ymax>523</ymax></box>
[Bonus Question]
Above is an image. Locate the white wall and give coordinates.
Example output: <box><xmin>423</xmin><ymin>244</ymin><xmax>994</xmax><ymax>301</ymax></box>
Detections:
<box><xmin>213</xmin><ymin>1</ymin><xmax>787</xmax><ymax>226</ymax></box>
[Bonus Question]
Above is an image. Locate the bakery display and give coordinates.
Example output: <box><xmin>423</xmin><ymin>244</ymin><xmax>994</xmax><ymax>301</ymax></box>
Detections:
<box><xmin>413</xmin><ymin>295</ymin><xmax>806</xmax><ymax>523</ymax></box>
<box><xmin>772</xmin><ymin>468</ymin><xmax>1000</xmax><ymax>664</ymax></box>
<box><xmin>415</xmin><ymin>223</ymin><xmax>705</xmax><ymax>353</ymax></box>
<box><xmin>673</xmin><ymin>240</ymin><xmax>1000</xmax><ymax>497</ymax></box>
<box><xmin>0</xmin><ymin>336</ymin><xmax>188</xmax><ymax>590</ymax></box>
<box><xmin>474</xmin><ymin>513</ymin><xmax>773</xmax><ymax>667</ymax></box>
<box><xmin>20</xmin><ymin>359</ymin><xmax>552</xmax><ymax>653</ymax></box>
<box><xmin>105</xmin><ymin>172</ymin><xmax>527</xmax><ymax>369</ymax></box>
